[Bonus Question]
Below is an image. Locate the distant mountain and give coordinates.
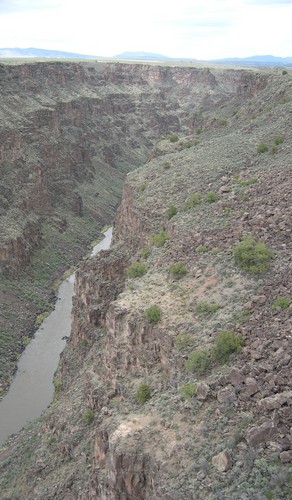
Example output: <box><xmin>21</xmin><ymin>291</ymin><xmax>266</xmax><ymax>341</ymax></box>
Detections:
<box><xmin>113</xmin><ymin>52</ymin><xmax>172</xmax><ymax>61</ymax></box>
<box><xmin>0</xmin><ymin>47</ymin><xmax>99</xmax><ymax>59</ymax></box>
<box><xmin>213</xmin><ymin>55</ymin><xmax>292</xmax><ymax>65</ymax></box>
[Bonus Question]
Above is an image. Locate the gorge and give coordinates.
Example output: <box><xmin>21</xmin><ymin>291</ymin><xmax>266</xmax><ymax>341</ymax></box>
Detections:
<box><xmin>0</xmin><ymin>60</ymin><xmax>291</xmax><ymax>499</ymax></box>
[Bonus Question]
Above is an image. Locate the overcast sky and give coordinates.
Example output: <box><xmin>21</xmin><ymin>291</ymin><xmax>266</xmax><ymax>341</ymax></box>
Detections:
<box><xmin>0</xmin><ymin>0</ymin><xmax>291</xmax><ymax>59</ymax></box>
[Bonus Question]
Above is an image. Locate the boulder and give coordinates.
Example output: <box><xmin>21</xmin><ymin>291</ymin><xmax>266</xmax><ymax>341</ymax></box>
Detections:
<box><xmin>211</xmin><ymin>450</ymin><xmax>232</xmax><ymax>472</ymax></box>
<box><xmin>245</xmin><ymin>421</ymin><xmax>277</xmax><ymax>446</ymax></box>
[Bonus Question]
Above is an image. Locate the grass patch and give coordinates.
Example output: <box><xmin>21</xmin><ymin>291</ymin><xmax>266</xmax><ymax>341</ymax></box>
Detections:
<box><xmin>272</xmin><ymin>297</ymin><xmax>290</xmax><ymax>309</ymax></box>
<box><xmin>175</xmin><ymin>332</ymin><xmax>194</xmax><ymax>350</ymax></box>
<box><xmin>196</xmin><ymin>301</ymin><xmax>220</xmax><ymax>316</ymax></box>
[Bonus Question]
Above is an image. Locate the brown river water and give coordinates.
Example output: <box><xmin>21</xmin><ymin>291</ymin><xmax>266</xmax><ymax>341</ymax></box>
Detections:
<box><xmin>0</xmin><ymin>228</ymin><xmax>112</xmax><ymax>447</ymax></box>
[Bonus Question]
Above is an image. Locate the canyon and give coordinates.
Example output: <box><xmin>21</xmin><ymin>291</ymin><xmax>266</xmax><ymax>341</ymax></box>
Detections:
<box><xmin>0</xmin><ymin>60</ymin><xmax>291</xmax><ymax>498</ymax></box>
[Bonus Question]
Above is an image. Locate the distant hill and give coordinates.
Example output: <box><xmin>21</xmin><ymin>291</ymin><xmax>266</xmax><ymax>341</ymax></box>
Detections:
<box><xmin>113</xmin><ymin>51</ymin><xmax>172</xmax><ymax>60</ymax></box>
<box><xmin>0</xmin><ymin>47</ymin><xmax>99</xmax><ymax>59</ymax></box>
<box><xmin>214</xmin><ymin>55</ymin><xmax>292</xmax><ymax>66</ymax></box>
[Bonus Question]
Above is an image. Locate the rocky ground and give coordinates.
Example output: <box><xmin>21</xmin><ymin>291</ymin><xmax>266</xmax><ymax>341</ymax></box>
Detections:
<box><xmin>0</xmin><ymin>63</ymin><xmax>291</xmax><ymax>498</ymax></box>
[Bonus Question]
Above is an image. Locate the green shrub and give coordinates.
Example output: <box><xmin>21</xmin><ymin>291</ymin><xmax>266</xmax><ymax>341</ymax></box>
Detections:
<box><xmin>212</xmin><ymin>331</ymin><xmax>244</xmax><ymax>363</ymax></box>
<box><xmin>175</xmin><ymin>332</ymin><xmax>194</xmax><ymax>350</ymax></box>
<box><xmin>83</xmin><ymin>408</ymin><xmax>94</xmax><ymax>425</ymax></box>
<box><xmin>181</xmin><ymin>383</ymin><xmax>197</xmax><ymax>399</ymax></box>
<box><xmin>196</xmin><ymin>301</ymin><xmax>220</xmax><ymax>316</ymax></box>
<box><xmin>140</xmin><ymin>245</ymin><xmax>150</xmax><ymax>259</ymax></box>
<box><xmin>169</xmin><ymin>134</ymin><xmax>179</xmax><ymax>143</ymax></box>
<box><xmin>282</xmin><ymin>70</ymin><xmax>288</xmax><ymax>75</ymax></box>
<box><xmin>35</xmin><ymin>310</ymin><xmax>50</xmax><ymax>328</ymax></box>
<box><xmin>185</xmin><ymin>349</ymin><xmax>210</xmax><ymax>375</ymax></box>
<box><xmin>145</xmin><ymin>305</ymin><xmax>161</xmax><ymax>323</ymax></box>
<box><xmin>274</xmin><ymin>135</ymin><xmax>284</xmax><ymax>145</ymax></box>
<box><xmin>205</xmin><ymin>191</ymin><xmax>218</xmax><ymax>203</ymax></box>
<box><xmin>140</xmin><ymin>182</ymin><xmax>146</xmax><ymax>192</ymax></box>
<box><xmin>196</xmin><ymin>244</ymin><xmax>208</xmax><ymax>253</ymax></box>
<box><xmin>167</xmin><ymin>205</ymin><xmax>177</xmax><ymax>219</ymax></box>
<box><xmin>257</xmin><ymin>142</ymin><xmax>268</xmax><ymax>153</ymax></box>
<box><xmin>163</xmin><ymin>161</ymin><xmax>171</xmax><ymax>169</ymax></box>
<box><xmin>151</xmin><ymin>230</ymin><xmax>169</xmax><ymax>247</ymax></box>
<box><xmin>219</xmin><ymin>118</ymin><xmax>227</xmax><ymax>126</ymax></box>
<box><xmin>136</xmin><ymin>383</ymin><xmax>151</xmax><ymax>404</ymax></box>
<box><xmin>169</xmin><ymin>262</ymin><xmax>188</xmax><ymax>280</ymax></box>
<box><xmin>195</xmin><ymin>127</ymin><xmax>202</xmax><ymax>134</ymax></box>
<box><xmin>53</xmin><ymin>377</ymin><xmax>62</xmax><ymax>394</ymax></box>
<box><xmin>269</xmin><ymin>144</ymin><xmax>278</xmax><ymax>155</ymax></box>
<box><xmin>272</xmin><ymin>297</ymin><xmax>290</xmax><ymax>309</ymax></box>
<box><xmin>185</xmin><ymin>193</ymin><xmax>202</xmax><ymax>209</ymax></box>
<box><xmin>127</xmin><ymin>261</ymin><xmax>147</xmax><ymax>278</ymax></box>
<box><xmin>233</xmin><ymin>235</ymin><xmax>273</xmax><ymax>273</ymax></box>
<box><xmin>238</xmin><ymin>177</ymin><xmax>257</xmax><ymax>187</ymax></box>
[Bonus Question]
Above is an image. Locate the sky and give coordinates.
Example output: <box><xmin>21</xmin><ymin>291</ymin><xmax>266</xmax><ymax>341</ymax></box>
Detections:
<box><xmin>0</xmin><ymin>0</ymin><xmax>291</xmax><ymax>59</ymax></box>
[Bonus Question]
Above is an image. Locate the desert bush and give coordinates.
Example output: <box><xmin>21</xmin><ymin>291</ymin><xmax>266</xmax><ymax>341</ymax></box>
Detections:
<box><xmin>196</xmin><ymin>301</ymin><xmax>220</xmax><ymax>316</ymax></box>
<box><xmin>205</xmin><ymin>191</ymin><xmax>218</xmax><ymax>203</ymax></box>
<box><xmin>274</xmin><ymin>134</ymin><xmax>284</xmax><ymax>145</ymax></box>
<box><xmin>282</xmin><ymin>70</ymin><xmax>288</xmax><ymax>75</ymax></box>
<box><xmin>83</xmin><ymin>408</ymin><xmax>94</xmax><ymax>425</ymax></box>
<box><xmin>212</xmin><ymin>331</ymin><xmax>243</xmax><ymax>363</ymax></box>
<box><xmin>196</xmin><ymin>244</ymin><xmax>208</xmax><ymax>253</ymax></box>
<box><xmin>272</xmin><ymin>297</ymin><xmax>290</xmax><ymax>309</ymax></box>
<box><xmin>185</xmin><ymin>349</ymin><xmax>210</xmax><ymax>375</ymax></box>
<box><xmin>151</xmin><ymin>229</ymin><xmax>169</xmax><ymax>247</ymax></box>
<box><xmin>181</xmin><ymin>383</ymin><xmax>197</xmax><ymax>399</ymax></box>
<box><xmin>140</xmin><ymin>245</ymin><xmax>150</xmax><ymax>259</ymax></box>
<box><xmin>140</xmin><ymin>182</ymin><xmax>146</xmax><ymax>192</ymax></box>
<box><xmin>185</xmin><ymin>193</ymin><xmax>202</xmax><ymax>209</ymax></box>
<box><xmin>257</xmin><ymin>142</ymin><xmax>268</xmax><ymax>153</ymax></box>
<box><xmin>175</xmin><ymin>332</ymin><xmax>194</xmax><ymax>350</ymax></box>
<box><xmin>163</xmin><ymin>161</ymin><xmax>171</xmax><ymax>169</ymax></box>
<box><xmin>195</xmin><ymin>127</ymin><xmax>202</xmax><ymax>134</ymax></box>
<box><xmin>127</xmin><ymin>261</ymin><xmax>147</xmax><ymax>278</ymax></box>
<box><xmin>169</xmin><ymin>133</ymin><xmax>179</xmax><ymax>142</ymax></box>
<box><xmin>169</xmin><ymin>262</ymin><xmax>188</xmax><ymax>279</ymax></box>
<box><xmin>167</xmin><ymin>205</ymin><xmax>177</xmax><ymax>219</ymax></box>
<box><xmin>233</xmin><ymin>235</ymin><xmax>273</xmax><ymax>273</ymax></box>
<box><xmin>136</xmin><ymin>383</ymin><xmax>151</xmax><ymax>404</ymax></box>
<box><xmin>269</xmin><ymin>144</ymin><xmax>278</xmax><ymax>155</ymax></box>
<box><xmin>145</xmin><ymin>305</ymin><xmax>161</xmax><ymax>323</ymax></box>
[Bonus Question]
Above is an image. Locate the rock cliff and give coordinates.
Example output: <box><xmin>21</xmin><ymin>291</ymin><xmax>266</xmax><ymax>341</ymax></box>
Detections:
<box><xmin>0</xmin><ymin>62</ymin><xmax>291</xmax><ymax>498</ymax></box>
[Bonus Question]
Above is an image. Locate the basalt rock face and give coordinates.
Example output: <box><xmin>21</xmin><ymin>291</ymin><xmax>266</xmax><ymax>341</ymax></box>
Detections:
<box><xmin>0</xmin><ymin>62</ymin><xmax>271</xmax><ymax>275</ymax></box>
<box><xmin>1</xmin><ymin>61</ymin><xmax>273</xmax><ymax>393</ymax></box>
<box><xmin>0</xmin><ymin>64</ymin><xmax>291</xmax><ymax>499</ymax></box>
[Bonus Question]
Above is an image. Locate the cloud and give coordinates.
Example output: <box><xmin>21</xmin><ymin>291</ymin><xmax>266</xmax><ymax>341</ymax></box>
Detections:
<box><xmin>0</xmin><ymin>0</ymin><xmax>59</xmax><ymax>14</ymax></box>
<box><xmin>245</xmin><ymin>0</ymin><xmax>292</xmax><ymax>5</ymax></box>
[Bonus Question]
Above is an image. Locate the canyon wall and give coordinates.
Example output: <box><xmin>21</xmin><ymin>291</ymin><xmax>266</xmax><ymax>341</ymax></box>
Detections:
<box><xmin>0</xmin><ymin>62</ymin><xmax>291</xmax><ymax>498</ymax></box>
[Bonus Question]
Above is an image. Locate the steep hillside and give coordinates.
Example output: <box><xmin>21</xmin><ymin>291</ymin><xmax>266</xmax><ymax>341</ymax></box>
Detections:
<box><xmin>0</xmin><ymin>64</ymin><xmax>291</xmax><ymax>498</ymax></box>
<box><xmin>0</xmin><ymin>60</ymin><xmax>255</xmax><ymax>394</ymax></box>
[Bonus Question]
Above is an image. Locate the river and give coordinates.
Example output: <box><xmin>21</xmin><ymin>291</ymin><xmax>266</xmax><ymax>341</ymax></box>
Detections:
<box><xmin>0</xmin><ymin>227</ymin><xmax>112</xmax><ymax>447</ymax></box>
